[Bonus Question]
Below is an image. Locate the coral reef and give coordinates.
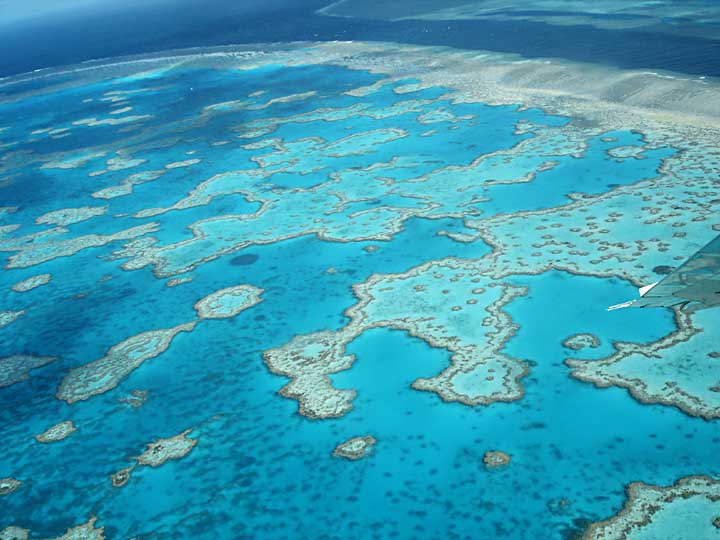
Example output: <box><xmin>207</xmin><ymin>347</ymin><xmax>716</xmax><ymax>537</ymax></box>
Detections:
<box><xmin>117</xmin><ymin>389</ymin><xmax>149</xmax><ymax>409</ymax></box>
<box><xmin>0</xmin><ymin>310</ymin><xmax>25</xmax><ymax>328</ymax></box>
<box><xmin>11</xmin><ymin>273</ymin><xmax>52</xmax><ymax>292</ymax></box>
<box><xmin>264</xmin><ymin>259</ymin><xmax>528</xmax><ymax>418</ymax></box>
<box><xmin>0</xmin><ymin>526</ymin><xmax>29</xmax><ymax>540</ymax></box>
<box><xmin>135</xmin><ymin>429</ymin><xmax>198</xmax><ymax>467</ymax></box>
<box><xmin>562</xmin><ymin>333</ymin><xmax>601</xmax><ymax>351</ymax></box>
<box><xmin>333</xmin><ymin>436</ymin><xmax>377</xmax><ymax>460</ymax></box>
<box><xmin>35</xmin><ymin>421</ymin><xmax>77</xmax><ymax>443</ymax></box>
<box><xmin>35</xmin><ymin>206</ymin><xmax>107</xmax><ymax>227</ymax></box>
<box><xmin>568</xmin><ymin>309</ymin><xmax>720</xmax><ymax>419</ymax></box>
<box><xmin>0</xmin><ymin>478</ymin><xmax>21</xmax><ymax>496</ymax></box>
<box><xmin>57</xmin><ymin>323</ymin><xmax>196</xmax><ymax>403</ymax></box>
<box><xmin>194</xmin><ymin>285</ymin><xmax>264</xmax><ymax>319</ymax></box>
<box><xmin>111</xmin><ymin>429</ymin><xmax>198</xmax><ymax>488</ymax></box>
<box><xmin>51</xmin><ymin>517</ymin><xmax>105</xmax><ymax>540</ymax></box>
<box><xmin>4</xmin><ymin>223</ymin><xmax>160</xmax><ymax>269</ymax></box>
<box><xmin>0</xmin><ymin>355</ymin><xmax>56</xmax><ymax>388</ymax></box>
<box><xmin>584</xmin><ymin>476</ymin><xmax>720</xmax><ymax>540</ymax></box>
<box><xmin>166</xmin><ymin>276</ymin><xmax>193</xmax><ymax>287</ymax></box>
<box><xmin>483</xmin><ymin>451</ymin><xmax>511</xmax><ymax>468</ymax></box>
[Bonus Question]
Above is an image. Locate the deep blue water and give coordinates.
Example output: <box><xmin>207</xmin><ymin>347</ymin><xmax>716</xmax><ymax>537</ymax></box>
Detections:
<box><xmin>2</xmin><ymin>0</ymin><xmax>720</xmax><ymax>79</ymax></box>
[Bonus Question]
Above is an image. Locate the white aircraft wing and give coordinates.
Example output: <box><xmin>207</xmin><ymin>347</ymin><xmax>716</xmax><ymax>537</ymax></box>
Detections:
<box><xmin>608</xmin><ymin>232</ymin><xmax>720</xmax><ymax>311</ymax></box>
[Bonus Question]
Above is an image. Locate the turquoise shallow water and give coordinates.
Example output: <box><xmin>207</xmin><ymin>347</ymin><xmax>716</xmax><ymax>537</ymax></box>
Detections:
<box><xmin>0</xmin><ymin>58</ymin><xmax>716</xmax><ymax>539</ymax></box>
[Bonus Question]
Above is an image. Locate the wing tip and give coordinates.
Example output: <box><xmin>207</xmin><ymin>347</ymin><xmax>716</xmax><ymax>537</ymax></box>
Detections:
<box><xmin>607</xmin><ymin>300</ymin><xmax>636</xmax><ymax>311</ymax></box>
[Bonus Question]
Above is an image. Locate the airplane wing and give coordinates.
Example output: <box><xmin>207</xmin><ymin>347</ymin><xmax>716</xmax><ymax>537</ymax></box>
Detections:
<box><xmin>608</xmin><ymin>232</ymin><xmax>720</xmax><ymax>311</ymax></box>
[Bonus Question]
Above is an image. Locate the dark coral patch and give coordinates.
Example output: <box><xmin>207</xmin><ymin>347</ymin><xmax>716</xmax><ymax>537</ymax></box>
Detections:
<box><xmin>230</xmin><ymin>253</ymin><xmax>259</xmax><ymax>266</ymax></box>
<box><xmin>652</xmin><ymin>265</ymin><xmax>674</xmax><ymax>275</ymax></box>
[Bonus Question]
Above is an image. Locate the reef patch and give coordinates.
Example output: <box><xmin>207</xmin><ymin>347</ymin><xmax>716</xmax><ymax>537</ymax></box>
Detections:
<box><xmin>0</xmin><ymin>355</ymin><xmax>57</xmax><ymax>388</ymax></box>
<box><xmin>110</xmin><ymin>429</ymin><xmax>198</xmax><ymax>488</ymax></box>
<box><xmin>194</xmin><ymin>285</ymin><xmax>264</xmax><ymax>320</ymax></box>
<box><xmin>0</xmin><ymin>478</ymin><xmax>21</xmax><ymax>496</ymax></box>
<box><xmin>11</xmin><ymin>273</ymin><xmax>52</xmax><ymax>292</ymax></box>
<box><xmin>333</xmin><ymin>436</ymin><xmax>377</xmax><ymax>460</ymax></box>
<box><xmin>0</xmin><ymin>310</ymin><xmax>25</xmax><ymax>328</ymax></box>
<box><xmin>35</xmin><ymin>421</ymin><xmax>76</xmax><ymax>443</ymax></box>
<box><xmin>562</xmin><ymin>333</ymin><xmax>601</xmax><ymax>351</ymax></box>
<box><xmin>584</xmin><ymin>476</ymin><xmax>720</xmax><ymax>540</ymax></box>
<box><xmin>56</xmin><ymin>322</ymin><xmax>196</xmax><ymax>403</ymax></box>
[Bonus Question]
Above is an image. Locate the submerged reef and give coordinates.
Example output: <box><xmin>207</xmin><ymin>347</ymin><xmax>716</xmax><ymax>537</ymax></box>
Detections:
<box><xmin>194</xmin><ymin>284</ymin><xmax>264</xmax><ymax>319</ymax></box>
<box><xmin>35</xmin><ymin>206</ymin><xmax>107</xmax><ymax>227</ymax></box>
<box><xmin>0</xmin><ymin>310</ymin><xmax>24</xmax><ymax>328</ymax></box>
<box><xmin>51</xmin><ymin>518</ymin><xmax>105</xmax><ymax>540</ymax></box>
<box><xmin>56</xmin><ymin>323</ymin><xmax>196</xmax><ymax>403</ymax></box>
<box><xmin>40</xmin><ymin>152</ymin><xmax>107</xmax><ymax>170</ymax></box>
<box><xmin>0</xmin><ymin>478</ymin><xmax>21</xmax><ymax>496</ymax></box>
<box><xmin>264</xmin><ymin>259</ymin><xmax>528</xmax><ymax>418</ymax></box>
<box><xmin>11</xmin><ymin>273</ymin><xmax>51</xmax><ymax>292</ymax></box>
<box><xmin>91</xmin><ymin>170</ymin><xmax>165</xmax><ymax>200</ymax></box>
<box><xmin>562</xmin><ymin>333</ymin><xmax>601</xmax><ymax>351</ymax></box>
<box><xmin>110</xmin><ymin>466</ymin><xmax>134</xmax><ymax>489</ymax></box>
<box><xmin>111</xmin><ymin>429</ymin><xmax>198</xmax><ymax>488</ymax></box>
<box><xmin>0</xmin><ymin>355</ymin><xmax>56</xmax><ymax>388</ymax></box>
<box><xmin>4</xmin><ymin>223</ymin><xmax>160</xmax><ymax>269</ymax></box>
<box><xmin>117</xmin><ymin>389</ymin><xmax>148</xmax><ymax>409</ymax></box>
<box><xmin>333</xmin><ymin>436</ymin><xmax>377</xmax><ymax>460</ymax></box>
<box><xmin>0</xmin><ymin>527</ymin><xmax>29</xmax><ymax>540</ymax></box>
<box><xmin>568</xmin><ymin>308</ymin><xmax>720</xmax><ymax>419</ymax></box>
<box><xmin>136</xmin><ymin>428</ymin><xmax>198</xmax><ymax>467</ymax></box>
<box><xmin>165</xmin><ymin>158</ymin><xmax>201</xmax><ymax>170</ymax></box>
<box><xmin>56</xmin><ymin>284</ymin><xmax>264</xmax><ymax>405</ymax></box>
<box><xmin>483</xmin><ymin>450</ymin><xmax>511</xmax><ymax>468</ymax></box>
<box><xmin>166</xmin><ymin>276</ymin><xmax>193</xmax><ymax>288</ymax></box>
<box><xmin>35</xmin><ymin>421</ymin><xmax>76</xmax><ymax>443</ymax></box>
<box><xmin>584</xmin><ymin>476</ymin><xmax>720</xmax><ymax>540</ymax></box>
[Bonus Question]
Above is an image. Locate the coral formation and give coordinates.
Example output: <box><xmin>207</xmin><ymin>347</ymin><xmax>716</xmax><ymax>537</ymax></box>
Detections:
<box><xmin>483</xmin><ymin>451</ymin><xmax>511</xmax><ymax>468</ymax></box>
<box><xmin>35</xmin><ymin>206</ymin><xmax>107</xmax><ymax>227</ymax></box>
<box><xmin>264</xmin><ymin>259</ymin><xmax>528</xmax><ymax>419</ymax></box>
<box><xmin>333</xmin><ymin>436</ymin><xmax>377</xmax><ymax>460</ymax></box>
<box><xmin>0</xmin><ymin>355</ymin><xmax>56</xmax><ymax>388</ymax></box>
<box><xmin>117</xmin><ymin>389</ymin><xmax>149</xmax><ymax>409</ymax></box>
<box><xmin>584</xmin><ymin>476</ymin><xmax>720</xmax><ymax>540</ymax></box>
<box><xmin>57</xmin><ymin>323</ymin><xmax>196</xmax><ymax>403</ymax></box>
<box><xmin>35</xmin><ymin>421</ymin><xmax>77</xmax><ymax>443</ymax></box>
<box><xmin>0</xmin><ymin>310</ymin><xmax>25</xmax><ymax>328</ymax></box>
<box><xmin>11</xmin><ymin>273</ymin><xmax>52</xmax><ymax>292</ymax></box>
<box><xmin>0</xmin><ymin>526</ymin><xmax>29</xmax><ymax>540</ymax></box>
<box><xmin>52</xmin><ymin>517</ymin><xmax>105</xmax><ymax>540</ymax></box>
<box><xmin>110</xmin><ymin>429</ymin><xmax>198</xmax><ymax>488</ymax></box>
<box><xmin>0</xmin><ymin>478</ymin><xmax>21</xmax><ymax>496</ymax></box>
<box><xmin>135</xmin><ymin>429</ymin><xmax>198</xmax><ymax>467</ymax></box>
<box><xmin>562</xmin><ymin>333</ymin><xmax>601</xmax><ymax>351</ymax></box>
<box><xmin>194</xmin><ymin>285</ymin><xmax>264</xmax><ymax>319</ymax></box>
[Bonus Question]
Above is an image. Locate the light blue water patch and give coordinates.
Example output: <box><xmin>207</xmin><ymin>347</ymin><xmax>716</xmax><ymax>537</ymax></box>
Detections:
<box><xmin>341</xmin><ymin>193</ymin><xmax>432</xmax><ymax>214</ymax></box>
<box><xmin>478</xmin><ymin>133</ymin><xmax>675</xmax><ymax>216</ymax></box>
<box><xmin>507</xmin><ymin>270</ymin><xmax>676</xmax><ymax>360</ymax></box>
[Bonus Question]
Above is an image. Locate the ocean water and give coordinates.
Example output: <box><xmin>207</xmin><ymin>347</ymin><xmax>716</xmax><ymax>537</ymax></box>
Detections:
<box><xmin>0</xmin><ymin>53</ymin><xmax>718</xmax><ymax>540</ymax></box>
<box><xmin>3</xmin><ymin>0</ymin><xmax>720</xmax><ymax>78</ymax></box>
